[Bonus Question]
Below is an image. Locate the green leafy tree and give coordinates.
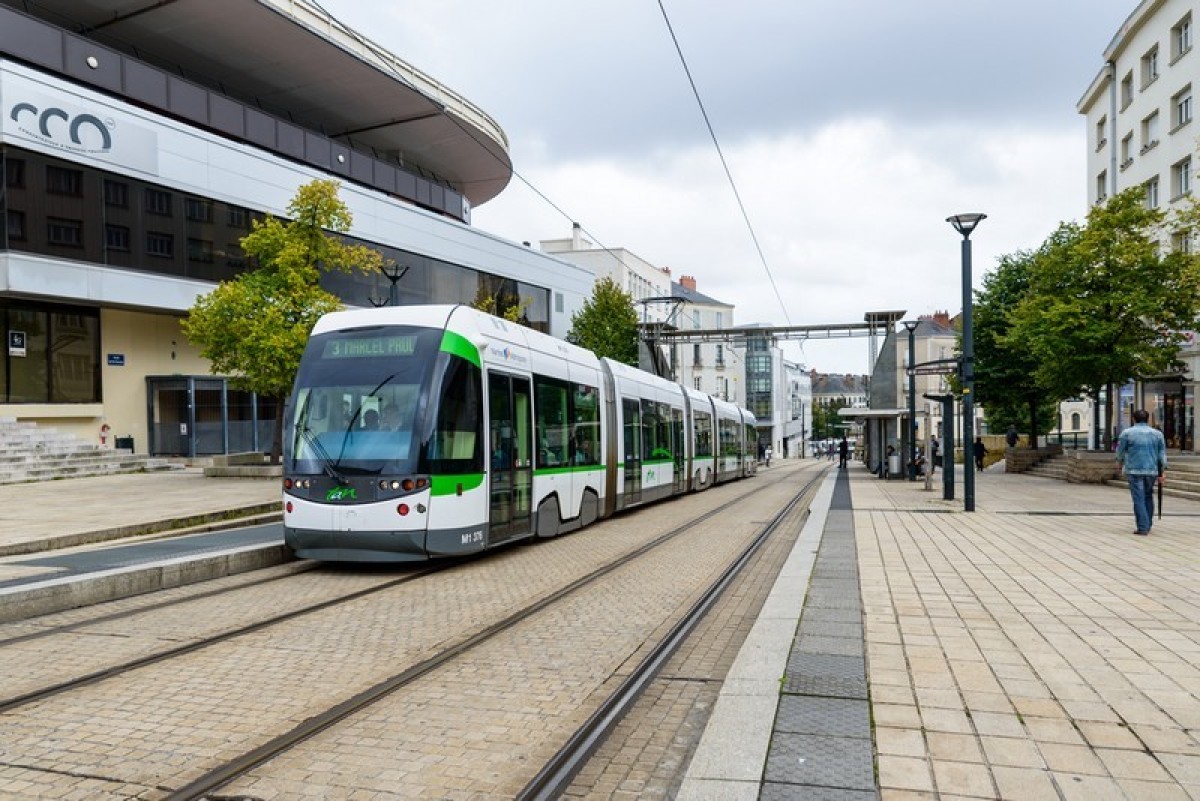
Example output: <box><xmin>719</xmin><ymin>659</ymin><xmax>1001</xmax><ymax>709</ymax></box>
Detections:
<box><xmin>567</xmin><ymin>276</ymin><xmax>639</xmax><ymax>365</ymax></box>
<box><xmin>182</xmin><ymin>179</ymin><xmax>384</xmax><ymax>461</ymax></box>
<box><xmin>1007</xmin><ymin>187</ymin><xmax>1200</xmax><ymax>445</ymax></box>
<box><xmin>974</xmin><ymin>235</ymin><xmax>1071</xmax><ymax>443</ymax></box>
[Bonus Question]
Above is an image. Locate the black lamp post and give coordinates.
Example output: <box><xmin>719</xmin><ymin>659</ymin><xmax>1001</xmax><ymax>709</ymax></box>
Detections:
<box><xmin>946</xmin><ymin>213</ymin><xmax>986</xmax><ymax>512</ymax></box>
<box><xmin>369</xmin><ymin>263</ymin><xmax>409</xmax><ymax>307</ymax></box>
<box><xmin>903</xmin><ymin>320</ymin><xmax>919</xmax><ymax>480</ymax></box>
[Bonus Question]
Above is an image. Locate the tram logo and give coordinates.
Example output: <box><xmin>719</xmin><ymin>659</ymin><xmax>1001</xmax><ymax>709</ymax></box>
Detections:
<box><xmin>326</xmin><ymin>486</ymin><xmax>358</xmax><ymax>502</ymax></box>
<box><xmin>9</xmin><ymin>101</ymin><xmax>113</xmax><ymax>153</ymax></box>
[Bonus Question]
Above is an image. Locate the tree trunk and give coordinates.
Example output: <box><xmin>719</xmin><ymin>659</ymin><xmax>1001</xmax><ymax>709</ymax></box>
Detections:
<box><xmin>1027</xmin><ymin>397</ymin><xmax>1039</xmax><ymax>448</ymax></box>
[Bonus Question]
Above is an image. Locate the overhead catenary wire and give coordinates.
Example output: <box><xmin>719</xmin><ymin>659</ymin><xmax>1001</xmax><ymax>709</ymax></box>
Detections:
<box><xmin>656</xmin><ymin>0</ymin><xmax>791</xmax><ymax>326</ymax></box>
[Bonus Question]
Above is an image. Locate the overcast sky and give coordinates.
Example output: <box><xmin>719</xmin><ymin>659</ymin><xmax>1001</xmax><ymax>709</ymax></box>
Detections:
<box><xmin>317</xmin><ymin>0</ymin><xmax>1137</xmax><ymax>373</ymax></box>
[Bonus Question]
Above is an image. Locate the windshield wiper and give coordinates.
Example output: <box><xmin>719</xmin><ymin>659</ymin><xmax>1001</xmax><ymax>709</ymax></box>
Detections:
<box><xmin>299</xmin><ymin>425</ymin><xmax>350</xmax><ymax>485</ymax></box>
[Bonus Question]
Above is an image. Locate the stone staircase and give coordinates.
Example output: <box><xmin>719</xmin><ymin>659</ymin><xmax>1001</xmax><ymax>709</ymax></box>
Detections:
<box><xmin>1023</xmin><ymin>447</ymin><xmax>1200</xmax><ymax>503</ymax></box>
<box><xmin>0</xmin><ymin>416</ymin><xmax>177</xmax><ymax>485</ymax></box>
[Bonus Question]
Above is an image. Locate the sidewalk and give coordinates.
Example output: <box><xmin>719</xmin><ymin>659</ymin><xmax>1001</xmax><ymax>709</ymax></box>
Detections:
<box><xmin>684</xmin><ymin>461</ymin><xmax>1200</xmax><ymax>800</ymax></box>
<box><xmin>0</xmin><ymin>468</ymin><xmax>281</xmax><ymax>557</ymax></box>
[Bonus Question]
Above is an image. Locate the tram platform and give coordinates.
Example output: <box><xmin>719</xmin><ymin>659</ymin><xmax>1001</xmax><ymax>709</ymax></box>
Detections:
<box><xmin>0</xmin><ymin>468</ymin><xmax>285</xmax><ymax>622</ymax></box>
<box><xmin>681</xmin><ymin>460</ymin><xmax>1200</xmax><ymax>799</ymax></box>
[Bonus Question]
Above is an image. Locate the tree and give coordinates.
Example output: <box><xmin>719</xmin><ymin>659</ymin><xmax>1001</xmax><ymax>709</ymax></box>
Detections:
<box><xmin>182</xmin><ymin>179</ymin><xmax>384</xmax><ymax>461</ymax></box>
<box><xmin>974</xmin><ymin>234</ymin><xmax>1072</xmax><ymax>443</ymax></box>
<box><xmin>567</xmin><ymin>276</ymin><xmax>639</xmax><ymax>365</ymax></box>
<box><xmin>1007</xmin><ymin>187</ymin><xmax>1200</xmax><ymax>445</ymax></box>
<box><xmin>471</xmin><ymin>277</ymin><xmax>531</xmax><ymax>323</ymax></box>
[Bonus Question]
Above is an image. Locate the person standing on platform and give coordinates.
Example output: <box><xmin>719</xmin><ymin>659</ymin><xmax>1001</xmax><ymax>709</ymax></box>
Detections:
<box><xmin>1115</xmin><ymin>409</ymin><xmax>1167</xmax><ymax>536</ymax></box>
<box><xmin>838</xmin><ymin>436</ymin><xmax>849</xmax><ymax>468</ymax></box>
<box><xmin>973</xmin><ymin>436</ymin><xmax>987</xmax><ymax>471</ymax></box>
<box><xmin>929</xmin><ymin>435</ymin><xmax>940</xmax><ymax>474</ymax></box>
<box><xmin>1005</xmin><ymin>425</ymin><xmax>1019</xmax><ymax>449</ymax></box>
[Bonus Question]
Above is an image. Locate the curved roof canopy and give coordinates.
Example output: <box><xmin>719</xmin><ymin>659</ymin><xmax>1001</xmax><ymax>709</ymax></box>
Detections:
<box><xmin>2</xmin><ymin>0</ymin><xmax>513</xmax><ymax>205</ymax></box>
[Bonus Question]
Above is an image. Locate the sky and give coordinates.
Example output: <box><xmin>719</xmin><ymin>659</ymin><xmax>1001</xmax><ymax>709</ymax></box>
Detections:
<box><xmin>315</xmin><ymin>0</ymin><xmax>1138</xmax><ymax>374</ymax></box>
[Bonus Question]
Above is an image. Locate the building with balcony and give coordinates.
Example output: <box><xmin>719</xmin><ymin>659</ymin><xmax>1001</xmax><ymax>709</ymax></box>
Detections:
<box><xmin>1078</xmin><ymin>0</ymin><xmax>1197</xmax><ymax>450</ymax></box>
<box><xmin>1</xmin><ymin>0</ymin><xmax>594</xmax><ymax>457</ymax></box>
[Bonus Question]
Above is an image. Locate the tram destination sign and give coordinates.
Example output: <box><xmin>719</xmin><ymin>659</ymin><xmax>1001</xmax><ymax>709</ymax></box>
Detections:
<box><xmin>322</xmin><ymin>335</ymin><xmax>417</xmax><ymax>359</ymax></box>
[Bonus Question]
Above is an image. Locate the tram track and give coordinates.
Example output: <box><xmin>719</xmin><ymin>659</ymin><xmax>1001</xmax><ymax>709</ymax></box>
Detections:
<box><xmin>0</xmin><ymin>465</ymin><xmax>827</xmax><ymax>799</ymax></box>
<box><xmin>170</xmin><ymin>467</ymin><xmax>826</xmax><ymax>801</ymax></box>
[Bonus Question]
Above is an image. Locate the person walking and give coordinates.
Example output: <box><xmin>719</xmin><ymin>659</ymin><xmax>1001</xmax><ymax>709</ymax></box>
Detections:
<box><xmin>929</xmin><ymin>435</ymin><xmax>940</xmax><ymax>474</ymax></box>
<box><xmin>838</xmin><ymin>435</ymin><xmax>849</xmax><ymax>469</ymax></box>
<box><xmin>1115</xmin><ymin>409</ymin><xmax>1167</xmax><ymax>536</ymax></box>
<box><xmin>973</xmin><ymin>436</ymin><xmax>987</xmax><ymax>471</ymax></box>
<box><xmin>1005</xmin><ymin>425</ymin><xmax>1019</xmax><ymax>449</ymax></box>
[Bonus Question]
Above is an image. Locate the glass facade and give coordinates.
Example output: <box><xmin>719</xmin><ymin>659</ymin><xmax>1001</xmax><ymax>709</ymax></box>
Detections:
<box><xmin>1</xmin><ymin>145</ymin><xmax>550</xmax><ymax>329</ymax></box>
<box><xmin>1</xmin><ymin>144</ymin><xmax>552</xmax><ymax>415</ymax></box>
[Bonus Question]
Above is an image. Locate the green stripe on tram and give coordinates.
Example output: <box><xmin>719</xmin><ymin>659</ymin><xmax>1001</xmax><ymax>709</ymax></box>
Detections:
<box><xmin>440</xmin><ymin>330</ymin><xmax>480</xmax><ymax>367</ymax></box>
<box><xmin>534</xmin><ymin>465</ymin><xmax>607</xmax><ymax>477</ymax></box>
<box><xmin>430</xmin><ymin>473</ymin><xmax>485</xmax><ymax>496</ymax></box>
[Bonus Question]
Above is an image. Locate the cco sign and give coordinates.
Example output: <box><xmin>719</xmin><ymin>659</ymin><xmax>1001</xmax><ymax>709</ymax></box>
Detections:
<box><xmin>9</xmin><ymin>101</ymin><xmax>113</xmax><ymax>153</ymax></box>
<box><xmin>1</xmin><ymin>77</ymin><xmax>158</xmax><ymax>174</ymax></box>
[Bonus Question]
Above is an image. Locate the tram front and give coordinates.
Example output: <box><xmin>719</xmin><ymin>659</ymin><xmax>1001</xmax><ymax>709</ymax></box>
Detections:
<box><xmin>282</xmin><ymin>311</ymin><xmax>486</xmax><ymax>561</ymax></box>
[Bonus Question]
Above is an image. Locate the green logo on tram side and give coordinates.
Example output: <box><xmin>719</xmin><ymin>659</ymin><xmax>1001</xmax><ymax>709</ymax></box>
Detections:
<box><xmin>326</xmin><ymin>486</ymin><xmax>358</xmax><ymax>502</ymax></box>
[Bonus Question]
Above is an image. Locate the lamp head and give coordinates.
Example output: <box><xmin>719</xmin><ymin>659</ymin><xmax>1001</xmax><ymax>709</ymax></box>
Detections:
<box><xmin>946</xmin><ymin>213</ymin><xmax>987</xmax><ymax>237</ymax></box>
<box><xmin>902</xmin><ymin>320</ymin><xmax>920</xmax><ymax>333</ymax></box>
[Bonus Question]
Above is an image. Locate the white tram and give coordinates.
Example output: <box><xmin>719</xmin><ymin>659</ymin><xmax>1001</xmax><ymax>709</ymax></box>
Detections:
<box><xmin>283</xmin><ymin>305</ymin><xmax>758</xmax><ymax>561</ymax></box>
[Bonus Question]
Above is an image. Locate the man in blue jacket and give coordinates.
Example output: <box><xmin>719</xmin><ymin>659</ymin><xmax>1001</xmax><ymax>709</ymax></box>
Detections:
<box><xmin>1115</xmin><ymin>410</ymin><xmax>1167</xmax><ymax>536</ymax></box>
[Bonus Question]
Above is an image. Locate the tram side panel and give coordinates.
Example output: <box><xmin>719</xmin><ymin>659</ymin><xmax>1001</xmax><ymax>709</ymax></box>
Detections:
<box><xmin>684</xmin><ymin>386</ymin><xmax>717</xmax><ymax>491</ymax></box>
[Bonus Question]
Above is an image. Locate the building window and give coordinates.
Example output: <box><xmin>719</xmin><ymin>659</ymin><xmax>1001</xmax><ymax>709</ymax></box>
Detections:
<box><xmin>1145</xmin><ymin>176</ymin><xmax>1160</xmax><ymax>209</ymax></box>
<box><xmin>1173</xmin><ymin>13</ymin><xmax>1193</xmax><ymax>60</ymax></box>
<box><xmin>1094</xmin><ymin>115</ymin><xmax>1107</xmax><ymax>151</ymax></box>
<box><xmin>1096</xmin><ymin>170</ymin><xmax>1108</xmax><ymax>204</ymax></box>
<box><xmin>185</xmin><ymin>197</ymin><xmax>214</xmax><ymax>223</ymax></box>
<box><xmin>7</xmin><ymin>209</ymin><xmax>26</xmax><ymax>241</ymax></box>
<box><xmin>694</xmin><ymin>377</ymin><xmax>702</xmax><ymax>391</ymax></box>
<box><xmin>47</xmin><ymin>217</ymin><xmax>83</xmax><ymax>247</ymax></box>
<box><xmin>1141</xmin><ymin>111</ymin><xmax>1160</xmax><ymax>152</ymax></box>
<box><xmin>0</xmin><ymin>302</ymin><xmax>101</xmax><ymax>403</ymax></box>
<box><xmin>103</xmin><ymin>179</ymin><xmax>128</xmax><ymax>208</ymax></box>
<box><xmin>1172</xmin><ymin>157</ymin><xmax>1192</xmax><ymax>198</ymax></box>
<box><xmin>1172</xmin><ymin>229</ymin><xmax>1193</xmax><ymax>253</ymax></box>
<box><xmin>5</xmin><ymin>158</ymin><xmax>25</xmax><ymax>188</ymax></box>
<box><xmin>46</xmin><ymin>166</ymin><xmax>83</xmax><ymax>196</ymax></box>
<box><xmin>145</xmin><ymin>188</ymin><xmax>173</xmax><ymax>216</ymax></box>
<box><xmin>715</xmin><ymin>311</ymin><xmax>723</xmax><ymax>329</ymax></box>
<box><xmin>1121</xmin><ymin>71</ymin><xmax>1134</xmax><ymax>109</ymax></box>
<box><xmin>105</xmin><ymin>224</ymin><xmax>130</xmax><ymax>252</ymax></box>
<box><xmin>1120</xmin><ymin>132</ymin><xmax>1134</xmax><ymax>169</ymax></box>
<box><xmin>187</xmin><ymin>238</ymin><xmax>214</xmax><ymax>263</ymax></box>
<box><xmin>1141</xmin><ymin>45</ymin><xmax>1160</xmax><ymax>87</ymax></box>
<box><xmin>227</xmin><ymin>206</ymin><xmax>250</xmax><ymax>228</ymax></box>
<box><xmin>1173</xmin><ymin>85</ymin><xmax>1193</xmax><ymax>129</ymax></box>
<box><xmin>716</xmin><ymin>343</ymin><xmax>725</xmax><ymax>367</ymax></box>
<box><xmin>1071</xmin><ymin>413</ymin><xmax>1081</xmax><ymax>431</ymax></box>
<box><xmin>693</xmin><ymin>343</ymin><xmax>702</xmax><ymax>366</ymax></box>
<box><xmin>147</xmin><ymin>231</ymin><xmax>174</xmax><ymax>257</ymax></box>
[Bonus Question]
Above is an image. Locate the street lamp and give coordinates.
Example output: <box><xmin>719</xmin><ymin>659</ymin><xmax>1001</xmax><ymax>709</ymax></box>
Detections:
<box><xmin>946</xmin><ymin>213</ymin><xmax>986</xmax><ymax>512</ymax></box>
<box><xmin>903</xmin><ymin>320</ymin><xmax>920</xmax><ymax>480</ymax></box>
<box><xmin>369</xmin><ymin>262</ymin><xmax>409</xmax><ymax>307</ymax></box>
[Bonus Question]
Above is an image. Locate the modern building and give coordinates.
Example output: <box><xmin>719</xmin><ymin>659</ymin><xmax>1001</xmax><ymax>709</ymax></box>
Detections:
<box><xmin>1</xmin><ymin>0</ymin><xmax>594</xmax><ymax>457</ymax></box>
<box><xmin>540</xmin><ymin>224</ymin><xmax>674</xmax><ymax>323</ymax></box>
<box><xmin>1078</xmin><ymin>0</ymin><xmax>1197</xmax><ymax>450</ymax></box>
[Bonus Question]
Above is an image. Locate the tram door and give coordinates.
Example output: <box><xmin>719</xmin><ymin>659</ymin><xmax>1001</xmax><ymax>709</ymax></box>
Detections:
<box><xmin>488</xmin><ymin>374</ymin><xmax>533</xmax><ymax>543</ymax></box>
<box><xmin>622</xmin><ymin>398</ymin><xmax>642</xmax><ymax>503</ymax></box>
<box><xmin>671</xmin><ymin>407</ymin><xmax>686</xmax><ymax>493</ymax></box>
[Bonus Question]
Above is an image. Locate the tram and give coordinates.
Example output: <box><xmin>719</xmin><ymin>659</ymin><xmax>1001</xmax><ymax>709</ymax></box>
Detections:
<box><xmin>282</xmin><ymin>305</ymin><xmax>758</xmax><ymax>561</ymax></box>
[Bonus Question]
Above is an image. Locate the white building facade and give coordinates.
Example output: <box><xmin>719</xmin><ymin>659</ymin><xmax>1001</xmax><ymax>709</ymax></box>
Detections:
<box><xmin>1078</xmin><ymin>0</ymin><xmax>1198</xmax><ymax>450</ymax></box>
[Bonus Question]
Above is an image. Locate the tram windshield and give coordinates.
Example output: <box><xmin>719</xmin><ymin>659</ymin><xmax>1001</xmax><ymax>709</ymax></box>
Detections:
<box><xmin>286</xmin><ymin>326</ymin><xmax>440</xmax><ymax>476</ymax></box>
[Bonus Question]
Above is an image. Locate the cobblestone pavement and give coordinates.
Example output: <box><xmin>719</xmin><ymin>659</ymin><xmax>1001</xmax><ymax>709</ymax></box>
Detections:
<box><xmin>855</xmin><ymin>467</ymin><xmax>1200</xmax><ymax>800</ymax></box>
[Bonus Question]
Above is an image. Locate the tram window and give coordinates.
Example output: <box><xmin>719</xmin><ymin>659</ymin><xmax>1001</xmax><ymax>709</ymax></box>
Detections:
<box><xmin>694</xmin><ymin>411</ymin><xmax>713</xmax><ymax>457</ymax></box>
<box><xmin>572</xmin><ymin>383</ymin><xmax>600</xmax><ymax>465</ymax></box>
<box><xmin>427</xmin><ymin>357</ymin><xmax>482</xmax><ymax>469</ymax></box>
<box><xmin>535</xmin><ymin>377</ymin><xmax>569</xmax><ymax>466</ymax></box>
<box><xmin>671</xmin><ymin>407</ymin><xmax>685</xmax><ymax>465</ymax></box>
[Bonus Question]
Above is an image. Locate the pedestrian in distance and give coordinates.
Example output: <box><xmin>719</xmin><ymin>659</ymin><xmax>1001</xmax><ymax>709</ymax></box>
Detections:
<box><xmin>838</xmin><ymin>435</ymin><xmax>849</xmax><ymax>468</ymax></box>
<box><xmin>765</xmin><ymin>446</ymin><xmax>772</xmax><ymax>467</ymax></box>
<box><xmin>973</xmin><ymin>436</ymin><xmax>987</xmax><ymax>471</ymax></box>
<box><xmin>1115</xmin><ymin>409</ymin><xmax>1167</xmax><ymax>536</ymax></box>
<box><xmin>1005</xmin><ymin>424</ymin><xmax>1019</xmax><ymax>449</ymax></box>
<box><xmin>929</xmin><ymin>435</ymin><xmax>940</xmax><ymax>474</ymax></box>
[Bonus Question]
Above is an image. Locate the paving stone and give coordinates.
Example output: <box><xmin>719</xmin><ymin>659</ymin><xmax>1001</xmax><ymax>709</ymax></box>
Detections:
<box><xmin>795</xmin><ymin>634</ymin><xmax>864</xmax><ymax>657</ymax></box>
<box><xmin>763</xmin><ymin>733</ymin><xmax>874</xmax><ymax>790</ymax></box>
<box><xmin>774</xmin><ymin>695</ymin><xmax>870</xmax><ymax>739</ymax></box>
<box><xmin>797</xmin><ymin>620</ymin><xmax>863</xmax><ymax>639</ymax></box>
<box><xmin>786</xmin><ymin>651</ymin><xmax>865</xmax><ymax>680</ymax></box>
<box><xmin>760</xmin><ymin>783</ymin><xmax>875</xmax><ymax>801</ymax></box>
